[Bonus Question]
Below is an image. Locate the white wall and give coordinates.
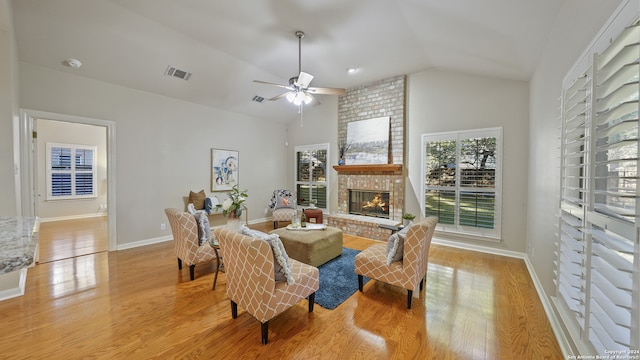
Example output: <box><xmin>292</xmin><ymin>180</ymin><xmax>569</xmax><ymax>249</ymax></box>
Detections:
<box><xmin>527</xmin><ymin>0</ymin><xmax>626</xmax><ymax>299</ymax></box>
<box><xmin>35</xmin><ymin>119</ymin><xmax>108</xmax><ymax>219</ymax></box>
<box><xmin>19</xmin><ymin>62</ymin><xmax>290</xmax><ymax>246</ymax></box>
<box><xmin>407</xmin><ymin>69</ymin><xmax>530</xmax><ymax>252</ymax></box>
<box><xmin>0</xmin><ymin>0</ymin><xmax>19</xmax><ymax>216</ymax></box>
<box><xmin>287</xmin><ymin>96</ymin><xmax>339</xmax><ymax>214</ymax></box>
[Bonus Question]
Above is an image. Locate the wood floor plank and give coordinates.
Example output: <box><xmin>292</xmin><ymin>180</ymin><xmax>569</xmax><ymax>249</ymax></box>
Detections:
<box><xmin>0</xmin><ymin>221</ymin><xmax>563</xmax><ymax>359</ymax></box>
<box><xmin>38</xmin><ymin>217</ymin><xmax>109</xmax><ymax>263</ymax></box>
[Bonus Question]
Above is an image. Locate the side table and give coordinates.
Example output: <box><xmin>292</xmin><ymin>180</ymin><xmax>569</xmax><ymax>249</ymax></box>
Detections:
<box><xmin>378</xmin><ymin>224</ymin><xmax>404</xmax><ymax>234</ymax></box>
<box><xmin>208</xmin><ymin>238</ymin><xmax>221</xmax><ymax>290</ymax></box>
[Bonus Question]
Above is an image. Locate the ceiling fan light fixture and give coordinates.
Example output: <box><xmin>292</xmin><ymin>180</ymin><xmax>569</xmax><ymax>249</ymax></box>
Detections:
<box><xmin>304</xmin><ymin>94</ymin><xmax>313</xmax><ymax>105</ymax></box>
<box><xmin>292</xmin><ymin>91</ymin><xmax>306</xmax><ymax>105</ymax></box>
<box><xmin>286</xmin><ymin>92</ymin><xmax>295</xmax><ymax>102</ymax></box>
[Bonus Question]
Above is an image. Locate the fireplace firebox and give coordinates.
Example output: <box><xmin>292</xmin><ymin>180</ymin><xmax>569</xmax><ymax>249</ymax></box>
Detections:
<box><xmin>348</xmin><ymin>190</ymin><xmax>390</xmax><ymax>218</ymax></box>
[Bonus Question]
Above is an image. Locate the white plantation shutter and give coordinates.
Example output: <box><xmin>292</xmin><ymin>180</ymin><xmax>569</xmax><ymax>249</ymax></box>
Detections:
<box><xmin>294</xmin><ymin>144</ymin><xmax>329</xmax><ymax>210</ymax></box>
<box><xmin>587</xmin><ymin>19</ymin><xmax>638</xmax><ymax>353</ymax></box>
<box><xmin>555</xmin><ymin>7</ymin><xmax>638</xmax><ymax>355</ymax></box>
<box><xmin>47</xmin><ymin>143</ymin><xmax>97</xmax><ymax>200</ymax></box>
<box><xmin>422</xmin><ymin>128</ymin><xmax>502</xmax><ymax>239</ymax></box>
<box><xmin>558</xmin><ymin>67</ymin><xmax>591</xmax><ymax>331</ymax></box>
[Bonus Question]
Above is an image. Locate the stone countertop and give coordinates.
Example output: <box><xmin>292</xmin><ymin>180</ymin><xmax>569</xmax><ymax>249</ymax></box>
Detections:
<box><xmin>0</xmin><ymin>217</ymin><xmax>40</xmax><ymax>274</ymax></box>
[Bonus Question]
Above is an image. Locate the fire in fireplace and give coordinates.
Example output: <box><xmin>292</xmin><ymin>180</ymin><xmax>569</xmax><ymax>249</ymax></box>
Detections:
<box><xmin>348</xmin><ymin>190</ymin><xmax>390</xmax><ymax>218</ymax></box>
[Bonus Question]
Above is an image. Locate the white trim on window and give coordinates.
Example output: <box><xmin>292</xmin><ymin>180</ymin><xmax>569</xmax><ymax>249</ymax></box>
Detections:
<box><xmin>421</xmin><ymin>127</ymin><xmax>502</xmax><ymax>240</ymax></box>
<box><xmin>294</xmin><ymin>143</ymin><xmax>330</xmax><ymax>212</ymax></box>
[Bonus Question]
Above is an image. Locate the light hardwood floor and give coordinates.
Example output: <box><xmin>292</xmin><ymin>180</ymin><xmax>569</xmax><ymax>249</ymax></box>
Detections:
<box><xmin>0</xmin><ymin>220</ymin><xmax>563</xmax><ymax>359</ymax></box>
<box><xmin>38</xmin><ymin>216</ymin><xmax>109</xmax><ymax>263</ymax></box>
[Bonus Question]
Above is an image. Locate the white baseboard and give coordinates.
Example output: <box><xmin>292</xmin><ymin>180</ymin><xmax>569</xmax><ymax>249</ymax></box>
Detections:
<box><xmin>432</xmin><ymin>237</ymin><xmax>525</xmax><ymax>259</ymax></box>
<box><xmin>523</xmin><ymin>257</ymin><xmax>573</xmax><ymax>358</ymax></box>
<box><xmin>40</xmin><ymin>212</ymin><xmax>107</xmax><ymax>223</ymax></box>
<box><xmin>0</xmin><ymin>268</ymin><xmax>28</xmax><ymax>301</ymax></box>
<box><xmin>116</xmin><ymin>235</ymin><xmax>172</xmax><ymax>251</ymax></box>
<box><xmin>433</xmin><ymin>237</ymin><xmax>570</xmax><ymax>359</ymax></box>
<box><xmin>249</xmin><ymin>216</ymin><xmax>270</xmax><ymax>225</ymax></box>
<box><xmin>115</xmin><ymin>217</ymin><xmax>269</xmax><ymax>251</ymax></box>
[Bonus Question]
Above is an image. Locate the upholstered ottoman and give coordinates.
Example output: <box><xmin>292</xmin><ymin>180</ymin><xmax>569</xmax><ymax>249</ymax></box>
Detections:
<box><xmin>270</xmin><ymin>226</ymin><xmax>343</xmax><ymax>267</ymax></box>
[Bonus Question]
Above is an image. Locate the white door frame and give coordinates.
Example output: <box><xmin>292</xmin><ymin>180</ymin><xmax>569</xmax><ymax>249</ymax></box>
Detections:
<box><xmin>18</xmin><ymin>109</ymin><xmax>117</xmax><ymax>251</ymax></box>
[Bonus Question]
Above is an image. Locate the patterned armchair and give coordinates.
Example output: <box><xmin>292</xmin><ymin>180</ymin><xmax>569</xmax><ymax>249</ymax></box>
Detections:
<box><xmin>354</xmin><ymin>216</ymin><xmax>438</xmax><ymax>309</ymax></box>
<box><xmin>165</xmin><ymin>208</ymin><xmax>218</xmax><ymax>280</ymax></box>
<box><xmin>268</xmin><ymin>189</ymin><xmax>297</xmax><ymax>228</ymax></box>
<box><xmin>214</xmin><ymin>226</ymin><xmax>319</xmax><ymax>344</ymax></box>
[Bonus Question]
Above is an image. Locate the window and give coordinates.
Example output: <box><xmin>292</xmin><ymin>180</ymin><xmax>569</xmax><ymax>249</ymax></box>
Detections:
<box><xmin>422</xmin><ymin>128</ymin><xmax>502</xmax><ymax>239</ymax></box>
<box><xmin>47</xmin><ymin>143</ymin><xmax>97</xmax><ymax>200</ymax></box>
<box><xmin>556</xmin><ymin>11</ymin><xmax>638</xmax><ymax>354</ymax></box>
<box><xmin>295</xmin><ymin>144</ymin><xmax>329</xmax><ymax>210</ymax></box>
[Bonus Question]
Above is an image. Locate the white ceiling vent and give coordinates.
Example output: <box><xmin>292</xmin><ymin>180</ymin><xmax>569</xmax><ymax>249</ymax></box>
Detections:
<box><xmin>165</xmin><ymin>65</ymin><xmax>192</xmax><ymax>81</ymax></box>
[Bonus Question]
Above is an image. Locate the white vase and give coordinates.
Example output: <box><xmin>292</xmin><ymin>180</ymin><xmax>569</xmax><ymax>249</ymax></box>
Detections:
<box><xmin>226</xmin><ymin>212</ymin><xmax>242</xmax><ymax>232</ymax></box>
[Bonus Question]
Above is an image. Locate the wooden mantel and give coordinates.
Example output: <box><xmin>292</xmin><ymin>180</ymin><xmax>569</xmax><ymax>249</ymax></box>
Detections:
<box><xmin>332</xmin><ymin>164</ymin><xmax>402</xmax><ymax>174</ymax></box>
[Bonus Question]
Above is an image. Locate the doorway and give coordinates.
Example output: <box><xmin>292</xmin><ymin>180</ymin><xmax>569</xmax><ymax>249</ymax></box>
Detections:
<box><xmin>19</xmin><ymin>110</ymin><xmax>116</xmax><ymax>253</ymax></box>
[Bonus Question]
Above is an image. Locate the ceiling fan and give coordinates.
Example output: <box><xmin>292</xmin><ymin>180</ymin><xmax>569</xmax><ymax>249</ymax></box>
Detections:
<box><xmin>253</xmin><ymin>31</ymin><xmax>346</xmax><ymax>106</ymax></box>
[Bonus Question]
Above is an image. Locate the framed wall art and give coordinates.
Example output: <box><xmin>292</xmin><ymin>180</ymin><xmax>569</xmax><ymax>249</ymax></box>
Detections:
<box><xmin>211</xmin><ymin>148</ymin><xmax>239</xmax><ymax>191</ymax></box>
<box><xmin>346</xmin><ymin>116</ymin><xmax>390</xmax><ymax>164</ymax></box>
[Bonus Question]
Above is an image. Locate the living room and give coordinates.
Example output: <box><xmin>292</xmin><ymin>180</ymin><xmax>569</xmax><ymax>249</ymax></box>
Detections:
<box><xmin>0</xmin><ymin>0</ymin><xmax>638</xmax><ymax>358</ymax></box>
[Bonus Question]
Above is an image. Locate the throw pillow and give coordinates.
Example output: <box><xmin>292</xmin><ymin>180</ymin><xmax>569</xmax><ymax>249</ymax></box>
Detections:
<box><xmin>275</xmin><ymin>194</ymin><xmax>295</xmax><ymax>210</ymax></box>
<box><xmin>193</xmin><ymin>211</ymin><xmax>210</xmax><ymax>246</ymax></box>
<box><xmin>385</xmin><ymin>222</ymin><xmax>412</xmax><ymax>264</ymax></box>
<box><xmin>240</xmin><ymin>225</ymin><xmax>294</xmax><ymax>284</ymax></box>
<box><xmin>189</xmin><ymin>190</ymin><xmax>206</xmax><ymax>210</ymax></box>
<box><xmin>187</xmin><ymin>203</ymin><xmax>196</xmax><ymax>214</ymax></box>
<box><xmin>204</xmin><ymin>196</ymin><xmax>220</xmax><ymax>214</ymax></box>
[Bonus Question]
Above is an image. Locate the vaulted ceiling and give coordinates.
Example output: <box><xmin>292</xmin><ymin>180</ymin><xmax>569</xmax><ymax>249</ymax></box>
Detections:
<box><xmin>11</xmin><ymin>0</ymin><xmax>564</xmax><ymax>122</ymax></box>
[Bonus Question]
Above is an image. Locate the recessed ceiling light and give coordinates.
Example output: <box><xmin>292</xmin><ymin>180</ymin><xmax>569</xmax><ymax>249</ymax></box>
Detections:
<box><xmin>347</xmin><ymin>68</ymin><xmax>358</xmax><ymax>74</ymax></box>
<box><xmin>65</xmin><ymin>58</ymin><xmax>82</xmax><ymax>69</ymax></box>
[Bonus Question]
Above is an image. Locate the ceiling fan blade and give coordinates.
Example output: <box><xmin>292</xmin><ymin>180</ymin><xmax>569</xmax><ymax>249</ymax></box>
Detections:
<box><xmin>306</xmin><ymin>86</ymin><xmax>346</xmax><ymax>96</ymax></box>
<box><xmin>253</xmin><ymin>80</ymin><xmax>294</xmax><ymax>90</ymax></box>
<box><xmin>305</xmin><ymin>92</ymin><xmax>321</xmax><ymax>106</ymax></box>
<box><xmin>268</xmin><ymin>92</ymin><xmax>292</xmax><ymax>101</ymax></box>
<box><xmin>296</xmin><ymin>72</ymin><xmax>314</xmax><ymax>88</ymax></box>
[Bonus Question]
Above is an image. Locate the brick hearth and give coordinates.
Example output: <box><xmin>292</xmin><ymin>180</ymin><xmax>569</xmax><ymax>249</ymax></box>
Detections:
<box><xmin>328</xmin><ymin>168</ymin><xmax>404</xmax><ymax>241</ymax></box>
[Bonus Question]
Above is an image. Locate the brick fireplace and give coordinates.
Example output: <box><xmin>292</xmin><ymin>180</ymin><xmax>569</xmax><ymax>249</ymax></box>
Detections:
<box><xmin>327</xmin><ymin>75</ymin><xmax>406</xmax><ymax>241</ymax></box>
<box><xmin>329</xmin><ymin>165</ymin><xmax>403</xmax><ymax>240</ymax></box>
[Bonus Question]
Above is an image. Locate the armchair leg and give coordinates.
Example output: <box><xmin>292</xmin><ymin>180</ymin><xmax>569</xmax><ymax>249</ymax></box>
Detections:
<box><xmin>420</xmin><ymin>277</ymin><xmax>425</xmax><ymax>291</ymax></box>
<box><xmin>189</xmin><ymin>265</ymin><xmax>195</xmax><ymax>280</ymax></box>
<box><xmin>358</xmin><ymin>275</ymin><xmax>363</xmax><ymax>292</ymax></box>
<box><xmin>407</xmin><ymin>290</ymin><xmax>413</xmax><ymax>309</ymax></box>
<box><xmin>177</xmin><ymin>258</ymin><xmax>182</xmax><ymax>270</ymax></box>
<box><xmin>308</xmin><ymin>293</ymin><xmax>315</xmax><ymax>312</ymax></box>
<box><xmin>231</xmin><ymin>300</ymin><xmax>238</xmax><ymax>319</ymax></box>
<box><xmin>212</xmin><ymin>257</ymin><xmax>220</xmax><ymax>290</ymax></box>
<box><xmin>261</xmin><ymin>321</ymin><xmax>269</xmax><ymax>345</ymax></box>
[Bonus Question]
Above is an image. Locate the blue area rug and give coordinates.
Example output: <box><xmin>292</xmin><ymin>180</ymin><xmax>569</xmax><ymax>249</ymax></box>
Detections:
<box><xmin>315</xmin><ymin>248</ymin><xmax>370</xmax><ymax>310</ymax></box>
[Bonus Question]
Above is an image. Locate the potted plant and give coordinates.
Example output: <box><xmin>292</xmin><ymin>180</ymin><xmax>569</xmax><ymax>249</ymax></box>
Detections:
<box><xmin>402</xmin><ymin>213</ymin><xmax>416</xmax><ymax>227</ymax></box>
<box><xmin>216</xmin><ymin>185</ymin><xmax>248</xmax><ymax>218</ymax></box>
<box><xmin>338</xmin><ymin>140</ymin><xmax>352</xmax><ymax>165</ymax></box>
